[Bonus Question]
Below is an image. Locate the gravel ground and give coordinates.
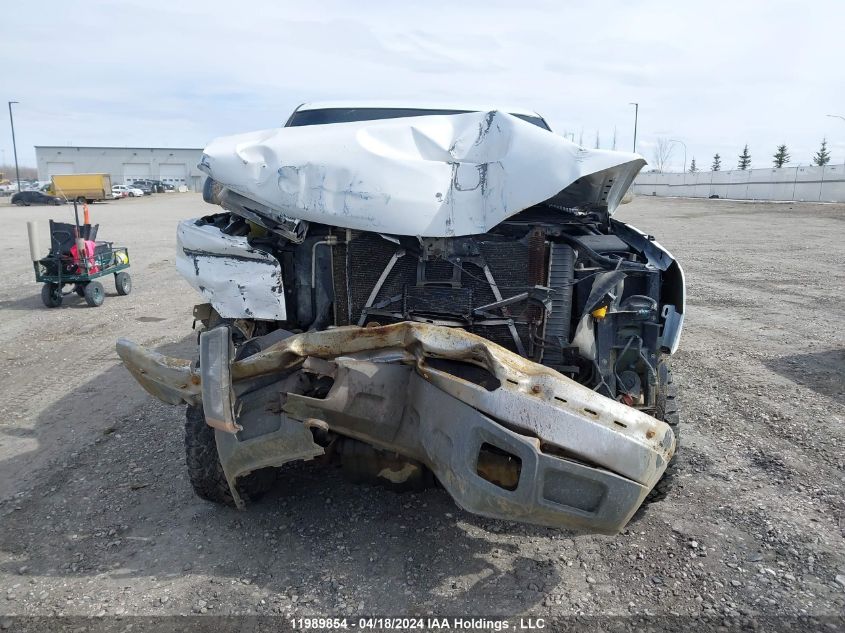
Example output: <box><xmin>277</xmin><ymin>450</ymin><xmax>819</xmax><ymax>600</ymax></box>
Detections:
<box><xmin>0</xmin><ymin>194</ymin><xmax>843</xmax><ymax>630</ymax></box>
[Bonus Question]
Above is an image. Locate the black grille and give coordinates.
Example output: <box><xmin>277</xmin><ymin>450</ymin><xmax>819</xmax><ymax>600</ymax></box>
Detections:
<box><xmin>343</xmin><ymin>233</ymin><xmax>533</xmax><ymax>354</ymax></box>
<box><xmin>405</xmin><ymin>286</ymin><xmax>473</xmax><ymax>318</ymax></box>
<box><xmin>347</xmin><ymin>234</ymin><xmax>408</xmax><ymax>321</ymax></box>
<box><xmin>424</xmin><ymin>260</ymin><xmax>457</xmax><ymax>284</ymax></box>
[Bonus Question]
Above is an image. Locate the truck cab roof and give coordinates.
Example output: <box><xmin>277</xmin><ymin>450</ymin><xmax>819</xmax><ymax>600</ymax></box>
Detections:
<box><xmin>285</xmin><ymin>100</ymin><xmax>551</xmax><ymax>131</ymax></box>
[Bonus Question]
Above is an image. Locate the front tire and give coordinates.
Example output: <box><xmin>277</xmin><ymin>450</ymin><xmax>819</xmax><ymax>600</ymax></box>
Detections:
<box><xmin>184</xmin><ymin>405</ymin><xmax>276</xmax><ymax>506</ymax></box>
<box><xmin>645</xmin><ymin>360</ymin><xmax>680</xmax><ymax>503</ymax></box>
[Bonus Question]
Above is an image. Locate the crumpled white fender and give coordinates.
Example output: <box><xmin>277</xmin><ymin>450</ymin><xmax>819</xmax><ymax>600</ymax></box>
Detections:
<box><xmin>199</xmin><ymin>111</ymin><xmax>646</xmax><ymax>237</ymax></box>
<box><xmin>175</xmin><ymin>220</ymin><xmax>286</xmax><ymax>321</ymax></box>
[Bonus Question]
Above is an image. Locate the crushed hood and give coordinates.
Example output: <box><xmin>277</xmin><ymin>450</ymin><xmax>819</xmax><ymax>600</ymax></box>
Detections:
<box><xmin>199</xmin><ymin>111</ymin><xmax>646</xmax><ymax>237</ymax></box>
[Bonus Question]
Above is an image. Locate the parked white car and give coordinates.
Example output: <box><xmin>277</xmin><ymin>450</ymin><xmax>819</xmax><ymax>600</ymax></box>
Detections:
<box><xmin>113</xmin><ymin>184</ymin><xmax>144</xmax><ymax>198</ymax></box>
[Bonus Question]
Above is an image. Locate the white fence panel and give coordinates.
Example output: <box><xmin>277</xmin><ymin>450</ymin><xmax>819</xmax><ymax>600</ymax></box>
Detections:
<box><xmin>633</xmin><ymin>164</ymin><xmax>845</xmax><ymax>202</ymax></box>
<box><xmin>821</xmin><ymin>165</ymin><xmax>845</xmax><ymax>202</ymax></box>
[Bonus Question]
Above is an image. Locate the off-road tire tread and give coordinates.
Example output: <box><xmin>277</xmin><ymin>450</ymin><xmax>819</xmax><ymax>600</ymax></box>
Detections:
<box><xmin>184</xmin><ymin>405</ymin><xmax>276</xmax><ymax>506</ymax></box>
<box><xmin>645</xmin><ymin>360</ymin><xmax>680</xmax><ymax>503</ymax></box>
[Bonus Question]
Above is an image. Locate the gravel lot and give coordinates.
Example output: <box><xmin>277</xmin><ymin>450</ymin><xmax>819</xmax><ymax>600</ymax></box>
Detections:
<box><xmin>0</xmin><ymin>194</ymin><xmax>843</xmax><ymax>629</ymax></box>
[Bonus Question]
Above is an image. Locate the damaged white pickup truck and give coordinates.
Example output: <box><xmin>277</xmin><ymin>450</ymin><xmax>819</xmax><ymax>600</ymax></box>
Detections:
<box><xmin>117</xmin><ymin>102</ymin><xmax>685</xmax><ymax>534</ymax></box>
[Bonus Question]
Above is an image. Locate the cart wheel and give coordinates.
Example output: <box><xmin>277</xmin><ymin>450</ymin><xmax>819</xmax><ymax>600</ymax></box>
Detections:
<box><xmin>41</xmin><ymin>283</ymin><xmax>63</xmax><ymax>308</ymax></box>
<box><xmin>83</xmin><ymin>281</ymin><xmax>105</xmax><ymax>307</ymax></box>
<box><xmin>115</xmin><ymin>272</ymin><xmax>132</xmax><ymax>296</ymax></box>
<box><xmin>74</xmin><ymin>284</ymin><xmax>85</xmax><ymax>297</ymax></box>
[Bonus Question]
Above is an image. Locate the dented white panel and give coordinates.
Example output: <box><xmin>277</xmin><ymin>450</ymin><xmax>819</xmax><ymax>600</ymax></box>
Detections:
<box><xmin>199</xmin><ymin>111</ymin><xmax>646</xmax><ymax>237</ymax></box>
<box><xmin>176</xmin><ymin>220</ymin><xmax>286</xmax><ymax>320</ymax></box>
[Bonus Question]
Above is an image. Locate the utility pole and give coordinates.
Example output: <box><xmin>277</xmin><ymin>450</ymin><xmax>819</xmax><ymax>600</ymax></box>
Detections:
<box><xmin>8</xmin><ymin>101</ymin><xmax>21</xmax><ymax>193</ymax></box>
<box><xmin>629</xmin><ymin>102</ymin><xmax>639</xmax><ymax>153</ymax></box>
<box><xmin>669</xmin><ymin>139</ymin><xmax>687</xmax><ymax>173</ymax></box>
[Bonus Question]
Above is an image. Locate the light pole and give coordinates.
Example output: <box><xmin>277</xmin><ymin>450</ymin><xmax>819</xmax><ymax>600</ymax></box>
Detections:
<box><xmin>669</xmin><ymin>139</ymin><xmax>687</xmax><ymax>173</ymax></box>
<box><xmin>8</xmin><ymin>101</ymin><xmax>21</xmax><ymax>193</ymax></box>
<box><xmin>629</xmin><ymin>102</ymin><xmax>639</xmax><ymax>153</ymax></box>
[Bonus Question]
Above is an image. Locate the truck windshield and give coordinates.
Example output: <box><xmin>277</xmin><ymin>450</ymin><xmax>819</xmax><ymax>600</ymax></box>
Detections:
<box><xmin>286</xmin><ymin>107</ymin><xmax>550</xmax><ymax>131</ymax></box>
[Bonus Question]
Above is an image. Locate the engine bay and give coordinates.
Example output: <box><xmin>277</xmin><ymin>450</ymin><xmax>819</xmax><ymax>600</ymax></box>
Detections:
<box><xmin>180</xmin><ymin>200</ymin><xmax>683</xmax><ymax>417</ymax></box>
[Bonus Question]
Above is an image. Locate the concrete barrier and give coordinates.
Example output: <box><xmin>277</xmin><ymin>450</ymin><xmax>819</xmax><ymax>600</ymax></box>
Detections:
<box><xmin>633</xmin><ymin>164</ymin><xmax>845</xmax><ymax>202</ymax></box>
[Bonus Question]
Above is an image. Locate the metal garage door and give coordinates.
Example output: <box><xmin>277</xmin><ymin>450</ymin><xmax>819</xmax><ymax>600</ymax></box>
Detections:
<box><xmin>123</xmin><ymin>163</ymin><xmax>151</xmax><ymax>184</ymax></box>
<box><xmin>159</xmin><ymin>163</ymin><xmax>188</xmax><ymax>188</ymax></box>
<box><xmin>46</xmin><ymin>162</ymin><xmax>74</xmax><ymax>177</ymax></box>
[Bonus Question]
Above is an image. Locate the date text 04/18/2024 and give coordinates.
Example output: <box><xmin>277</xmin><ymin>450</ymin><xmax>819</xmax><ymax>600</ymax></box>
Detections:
<box><xmin>290</xmin><ymin>617</ymin><xmax>547</xmax><ymax>630</ymax></box>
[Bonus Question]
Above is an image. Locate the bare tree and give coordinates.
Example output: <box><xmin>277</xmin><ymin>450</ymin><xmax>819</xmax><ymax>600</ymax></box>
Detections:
<box><xmin>652</xmin><ymin>137</ymin><xmax>675</xmax><ymax>173</ymax></box>
<box><xmin>0</xmin><ymin>164</ymin><xmax>37</xmax><ymax>180</ymax></box>
<box><xmin>612</xmin><ymin>126</ymin><xmax>617</xmax><ymax>150</ymax></box>
<box><xmin>594</xmin><ymin>130</ymin><xmax>600</xmax><ymax>149</ymax></box>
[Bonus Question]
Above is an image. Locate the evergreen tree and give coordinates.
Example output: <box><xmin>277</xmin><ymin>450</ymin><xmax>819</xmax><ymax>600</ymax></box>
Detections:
<box><xmin>688</xmin><ymin>158</ymin><xmax>698</xmax><ymax>173</ymax></box>
<box><xmin>773</xmin><ymin>144</ymin><xmax>790</xmax><ymax>168</ymax></box>
<box><xmin>737</xmin><ymin>144</ymin><xmax>751</xmax><ymax>170</ymax></box>
<box><xmin>712</xmin><ymin>153</ymin><xmax>721</xmax><ymax>171</ymax></box>
<box><xmin>813</xmin><ymin>138</ymin><xmax>831</xmax><ymax>166</ymax></box>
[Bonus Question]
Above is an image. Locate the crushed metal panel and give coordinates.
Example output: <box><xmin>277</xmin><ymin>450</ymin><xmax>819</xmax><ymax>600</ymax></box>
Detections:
<box><xmin>115</xmin><ymin>322</ymin><xmax>675</xmax><ymax>533</ymax></box>
<box><xmin>199</xmin><ymin>327</ymin><xmax>238</xmax><ymax>433</ymax></box>
<box><xmin>176</xmin><ymin>219</ymin><xmax>286</xmax><ymax>321</ymax></box>
<box><xmin>115</xmin><ymin>338</ymin><xmax>201</xmax><ymax>406</ymax></box>
<box><xmin>198</xmin><ymin>111</ymin><xmax>646</xmax><ymax>237</ymax></box>
<box><xmin>281</xmin><ymin>361</ymin><xmax>650</xmax><ymax>534</ymax></box>
<box><xmin>215</xmin><ymin>418</ymin><xmax>324</xmax><ymax>509</ymax></box>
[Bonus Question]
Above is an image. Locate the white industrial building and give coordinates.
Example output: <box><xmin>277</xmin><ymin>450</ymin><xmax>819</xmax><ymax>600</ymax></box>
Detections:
<box><xmin>35</xmin><ymin>146</ymin><xmax>206</xmax><ymax>192</ymax></box>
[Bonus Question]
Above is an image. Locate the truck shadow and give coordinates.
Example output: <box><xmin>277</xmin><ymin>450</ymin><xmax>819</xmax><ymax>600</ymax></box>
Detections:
<box><xmin>764</xmin><ymin>348</ymin><xmax>845</xmax><ymax>405</ymax></box>
<box><xmin>0</xmin><ymin>337</ymin><xmax>564</xmax><ymax>615</ymax></box>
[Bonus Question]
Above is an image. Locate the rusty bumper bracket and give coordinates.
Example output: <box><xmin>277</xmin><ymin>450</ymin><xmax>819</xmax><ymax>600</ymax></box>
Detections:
<box><xmin>117</xmin><ymin>322</ymin><xmax>675</xmax><ymax>533</ymax></box>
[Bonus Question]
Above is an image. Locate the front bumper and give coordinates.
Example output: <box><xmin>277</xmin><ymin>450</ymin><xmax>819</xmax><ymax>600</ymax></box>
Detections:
<box><xmin>116</xmin><ymin>322</ymin><xmax>675</xmax><ymax>534</ymax></box>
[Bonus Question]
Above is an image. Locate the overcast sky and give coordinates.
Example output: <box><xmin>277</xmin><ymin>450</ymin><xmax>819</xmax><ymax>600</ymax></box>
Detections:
<box><xmin>1</xmin><ymin>0</ymin><xmax>843</xmax><ymax>172</ymax></box>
